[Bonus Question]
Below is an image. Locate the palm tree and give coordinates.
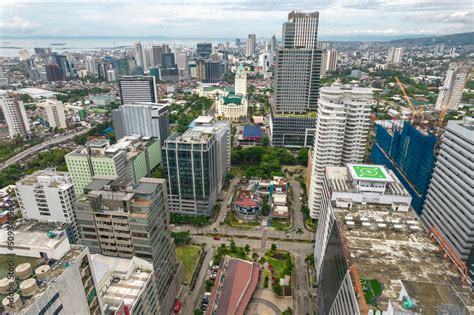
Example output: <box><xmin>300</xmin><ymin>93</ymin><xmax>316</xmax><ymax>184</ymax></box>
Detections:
<box><xmin>296</xmin><ymin>228</ymin><xmax>303</xmax><ymax>235</ymax></box>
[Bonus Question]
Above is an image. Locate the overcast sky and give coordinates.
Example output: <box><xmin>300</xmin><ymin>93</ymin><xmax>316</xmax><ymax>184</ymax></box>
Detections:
<box><xmin>0</xmin><ymin>0</ymin><xmax>472</xmax><ymax>39</ymax></box>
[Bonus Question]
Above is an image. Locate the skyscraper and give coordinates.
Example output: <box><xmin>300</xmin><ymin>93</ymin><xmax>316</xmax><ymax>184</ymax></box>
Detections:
<box><xmin>152</xmin><ymin>45</ymin><xmax>163</xmax><ymax>67</ymax></box>
<box><xmin>45</xmin><ymin>64</ymin><xmax>62</xmax><ymax>81</ymax></box>
<box><xmin>85</xmin><ymin>56</ymin><xmax>97</xmax><ymax>76</ymax></box>
<box><xmin>387</xmin><ymin>47</ymin><xmax>403</xmax><ymax>63</ymax></box>
<box><xmin>246</xmin><ymin>34</ymin><xmax>256</xmax><ymax>56</ymax></box>
<box><xmin>37</xmin><ymin>99</ymin><xmax>67</xmax><ymax>129</ymax></box>
<box><xmin>321</xmin><ymin>49</ymin><xmax>338</xmax><ymax>77</ymax></box>
<box><xmin>308</xmin><ymin>86</ymin><xmax>372</xmax><ymax>218</ymax></box>
<box><xmin>0</xmin><ymin>95</ymin><xmax>30</xmax><ymax>138</ymax></box>
<box><xmin>75</xmin><ymin>177</ymin><xmax>183</xmax><ymax>314</ymax></box>
<box><xmin>118</xmin><ymin>76</ymin><xmax>158</xmax><ymax>104</ymax></box>
<box><xmin>162</xmin><ymin>116</ymin><xmax>231</xmax><ymax>216</ymax></box>
<box><xmin>421</xmin><ymin>118</ymin><xmax>473</xmax><ymax>286</ymax></box>
<box><xmin>112</xmin><ymin>102</ymin><xmax>169</xmax><ymax>143</ymax></box>
<box><xmin>133</xmin><ymin>42</ymin><xmax>144</xmax><ymax>67</ymax></box>
<box><xmin>435</xmin><ymin>62</ymin><xmax>471</xmax><ymax>111</ymax></box>
<box><xmin>271</xmin><ymin>35</ymin><xmax>277</xmax><ymax>51</ymax></box>
<box><xmin>270</xmin><ymin>11</ymin><xmax>322</xmax><ymax>147</ymax></box>
<box><xmin>371</xmin><ymin>120</ymin><xmax>437</xmax><ymax>215</ymax></box>
<box><xmin>196</xmin><ymin>42</ymin><xmax>212</xmax><ymax>59</ymax></box>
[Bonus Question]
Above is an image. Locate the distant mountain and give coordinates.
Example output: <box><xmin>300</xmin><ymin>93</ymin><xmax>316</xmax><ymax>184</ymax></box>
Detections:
<box><xmin>389</xmin><ymin>32</ymin><xmax>474</xmax><ymax>46</ymax></box>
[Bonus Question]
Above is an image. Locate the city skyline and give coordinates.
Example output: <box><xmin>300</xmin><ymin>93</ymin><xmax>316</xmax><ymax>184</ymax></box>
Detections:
<box><xmin>0</xmin><ymin>0</ymin><xmax>472</xmax><ymax>40</ymax></box>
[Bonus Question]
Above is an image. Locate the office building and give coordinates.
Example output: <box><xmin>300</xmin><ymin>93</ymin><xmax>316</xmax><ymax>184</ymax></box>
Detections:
<box><xmin>308</xmin><ymin>86</ymin><xmax>372</xmax><ymax>218</ymax></box>
<box><xmin>270</xmin><ymin>11</ymin><xmax>322</xmax><ymax>147</ymax></box>
<box><xmin>321</xmin><ymin>49</ymin><xmax>337</xmax><ymax>77</ymax></box>
<box><xmin>118</xmin><ymin>76</ymin><xmax>158</xmax><ymax>104</ymax></box>
<box><xmin>314</xmin><ymin>164</ymin><xmax>473</xmax><ymax>314</ymax></box>
<box><xmin>0</xmin><ymin>222</ymin><xmax>103</xmax><ymax>315</ymax></box>
<box><xmin>387</xmin><ymin>47</ymin><xmax>403</xmax><ymax>63</ymax></box>
<box><xmin>271</xmin><ymin>35</ymin><xmax>277</xmax><ymax>51</ymax></box>
<box><xmin>176</xmin><ymin>53</ymin><xmax>189</xmax><ymax>78</ymax></box>
<box><xmin>92</xmin><ymin>255</ymin><xmax>158</xmax><ymax>315</ymax></box>
<box><xmin>258</xmin><ymin>52</ymin><xmax>274</xmax><ymax>74</ymax></box>
<box><xmin>85</xmin><ymin>56</ymin><xmax>97</xmax><ymax>76</ymax></box>
<box><xmin>65</xmin><ymin>136</ymin><xmax>162</xmax><ymax>196</ymax></box>
<box><xmin>371</xmin><ymin>120</ymin><xmax>437</xmax><ymax>215</ymax></box>
<box><xmin>162</xmin><ymin>116</ymin><xmax>231</xmax><ymax>216</ymax></box>
<box><xmin>161</xmin><ymin>52</ymin><xmax>175</xmax><ymax>69</ymax></box>
<box><xmin>18</xmin><ymin>48</ymin><xmax>30</xmax><ymax>61</ymax></box>
<box><xmin>234</xmin><ymin>64</ymin><xmax>247</xmax><ymax>96</ymax></box>
<box><xmin>133</xmin><ymin>42</ymin><xmax>144</xmax><ymax>68</ymax></box>
<box><xmin>15</xmin><ymin>169</ymin><xmax>78</xmax><ymax>241</ymax></box>
<box><xmin>196</xmin><ymin>42</ymin><xmax>212</xmax><ymax>59</ymax></box>
<box><xmin>75</xmin><ymin>177</ymin><xmax>183</xmax><ymax>314</ymax></box>
<box><xmin>50</xmin><ymin>53</ymin><xmax>75</xmax><ymax>79</ymax></box>
<box><xmin>0</xmin><ymin>95</ymin><xmax>30</xmax><ymax>138</ymax></box>
<box><xmin>37</xmin><ymin>99</ymin><xmax>67</xmax><ymax>129</ymax></box>
<box><xmin>246</xmin><ymin>34</ymin><xmax>256</xmax><ymax>56</ymax></box>
<box><xmin>112</xmin><ymin>102</ymin><xmax>169</xmax><ymax>143</ymax></box>
<box><xmin>196</xmin><ymin>59</ymin><xmax>222</xmax><ymax>83</ymax></box>
<box><xmin>152</xmin><ymin>45</ymin><xmax>163</xmax><ymax>67</ymax></box>
<box><xmin>97</xmin><ymin>63</ymin><xmax>108</xmax><ymax>80</ymax></box>
<box><xmin>435</xmin><ymin>62</ymin><xmax>471</xmax><ymax>111</ymax></box>
<box><xmin>45</xmin><ymin>63</ymin><xmax>62</xmax><ymax>81</ymax></box>
<box><xmin>106</xmin><ymin>69</ymin><xmax>117</xmax><ymax>82</ymax></box>
<box><xmin>421</xmin><ymin>118</ymin><xmax>474</xmax><ymax>286</ymax></box>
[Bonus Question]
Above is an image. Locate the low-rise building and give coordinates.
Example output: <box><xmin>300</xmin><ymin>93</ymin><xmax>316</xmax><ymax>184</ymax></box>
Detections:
<box><xmin>37</xmin><ymin>99</ymin><xmax>67</xmax><ymax>129</ymax></box>
<box><xmin>234</xmin><ymin>188</ymin><xmax>262</xmax><ymax>221</ymax></box>
<box><xmin>237</xmin><ymin>125</ymin><xmax>263</xmax><ymax>147</ymax></box>
<box><xmin>216</xmin><ymin>93</ymin><xmax>248</xmax><ymax>122</ymax></box>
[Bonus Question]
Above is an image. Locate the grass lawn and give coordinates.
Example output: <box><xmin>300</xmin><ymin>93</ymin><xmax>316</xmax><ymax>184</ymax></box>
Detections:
<box><xmin>265</xmin><ymin>250</ymin><xmax>293</xmax><ymax>279</ymax></box>
<box><xmin>176</xmin><ymin>245</ymin><xmax>202</xmax><ymax>284</ymax></box>
<box><xmin>362</xmin><ymin>278</ymin><xmax>383</xmax><ymax>305</ymax></box>
<box><xmin>0</xmin><ymin>255</ymin><xmax>41</xmax><ymax>279</ymax></box>
<box><xmin>226</xmin><ymin>210</ymin><xmax>260</xmax><ymax>228</ymax></box>
<box><xmin>229</xmin><ymin>166</ymin><xmax>245</xmax><ymax>177</ymax></box>
<box><xmin>270</xmin><ymin>220</ymin><xmax>291</xmax><ymax>232</ymax></box>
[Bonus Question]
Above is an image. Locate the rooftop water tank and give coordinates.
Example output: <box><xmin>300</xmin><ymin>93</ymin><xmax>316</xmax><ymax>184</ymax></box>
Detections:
<box><xmin>0</xmin><ymin>277</ymin><xmax>15</xmax><ymax>294</ymax></box>
<box><xmin>2</xmin><ymin>293</ymin><xmax>22</xmax><ymax>313</ymax></box>
<box><xmin>15</xmin><ymin>263</ymin><xmax>32</xmax><ymax>280</ymax></box>
<box><xmin>35</xmin><ymin>265</ymin><xmax>51</xmax><ymax>281</ymax></box>
<box><xmin>19</xmin><ymin>278</ymin><xmax>38</xmax><ymax>297</ymax></box>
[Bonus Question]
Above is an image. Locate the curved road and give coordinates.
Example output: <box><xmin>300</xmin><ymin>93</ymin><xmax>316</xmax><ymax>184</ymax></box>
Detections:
<box><xmin>0</xmin><ymin>128</ymin><xmax>90</xmax><ymax>171</ymax></box>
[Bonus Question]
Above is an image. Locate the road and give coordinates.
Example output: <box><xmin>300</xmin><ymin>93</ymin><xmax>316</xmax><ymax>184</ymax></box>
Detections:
<box><xmin>0</xmin><ymin>128</ymin><xmax>90</xmax><ymax>171</ymax></box>
<box><xmin>290</xmin><ymin>179</ymin><xmax>305</xmax><ymax>232</ymax></box>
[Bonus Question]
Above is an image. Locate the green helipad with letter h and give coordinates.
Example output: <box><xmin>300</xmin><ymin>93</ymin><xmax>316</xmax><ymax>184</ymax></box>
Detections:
<box><xmin>352</xmin><ymin>165</ymin><xmax>386</xmax><ymax>179</ymax></box>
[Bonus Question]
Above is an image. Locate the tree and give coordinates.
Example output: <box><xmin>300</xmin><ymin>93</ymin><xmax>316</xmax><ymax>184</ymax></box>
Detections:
<box><xmin>261</xmin><ymin>135</ymin><xmax>269</xmax><ymax>147</ymax></box>
<box><xmin>264</xmin><ymin>275</ymin><xmax>269</xmax><ymax>288</ymax></box>
<box><xmin>259</xmin><ymin>256</ymin><xmax>266</xmax><ymax>265</ymax></box>
<box><xmin>244</xmin><ymin>244</ymin><xmax>250</xmax><ymax>253</ymax></box>
<box><xmin>229</xmin><ymin>239</ymin><xmax>237</xmax><ymax>253</ymax></box>
<box><xmin>252</xmin><ymin>252</ymin><xmax>259</xmax><ymax>262</ymax></box>
<box><xmin>205</xmin><ymin>279</ymin><xmax>214</xmax><ymax>292</ymax></box>
<box><xmin>261</xmin><ymin>203</ymin><xmax>270</xmax><ymax>216</ymax></box>
<box><xmin>194</xmin><ymin>309</ymin><xmax>204</xmax><ymax>315</ymax></box>
<box><xmin>271</xmin><ymin>243</ymin><xmax>277</xmax><ymax>253</ymax></box>
<box><xmin>171</xmin><ymin>231</ymin><xmax>191</xmax><ymax>245</ymax></box>
<box><xmin>296</xmin><ymin>228</ymin><xmax>303</xmax><ymax>235</ymax></box>
<box><xmin>273</xmin><ymin>281</ymin><xmax>282</xmax><ymax>296</ymax></box>
<box><xmin>297</xmin><ymin>148</ymin><xmax>309</xmax><ymax>166</ymax></box>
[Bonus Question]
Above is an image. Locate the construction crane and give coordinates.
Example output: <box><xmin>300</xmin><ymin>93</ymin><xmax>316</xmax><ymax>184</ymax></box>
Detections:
<box><xmin>436</xmin><ymin>68</ymin><xmax>473</xmax><ymax>129</ymax></box>
<box><xmin>395</xmin><ymin>77</ymin><xmax>423</xmax><ymax>124</ymax></box>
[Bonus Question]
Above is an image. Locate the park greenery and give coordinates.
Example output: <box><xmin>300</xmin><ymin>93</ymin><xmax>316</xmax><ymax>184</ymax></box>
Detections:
<box><xmin>0</xmin><ymin>148</ymin><xmax>70</xmax><ymax>187</ymax></box>
<box><xmin>74</xmin><ymin>121</ymin><xmax>116</xmax><ymax>145</ymax></box>
<box><xmin>169</xmin><ymin>94</ymin><xmax>213</xmax><ymax>132</ymax></box>
<box><xmin>170</xmin><ymin>213</ymin><xmax>211</xmax><ymax>226</ymax></box>
<box><xmin>231</xmin><ymin>146</ymin><xmax>308</xmax><ymax>179</ymax></box>
<box><xmin>213</xmin><ymin>239</ymin><xmax>250</xmax><ymax>265</ymax></box>
<box><xmin>175</xmin><ymin>245</ymin><xmax>202</xmax><ymax>284</ymax></box>
<box><xmin>56</xmin><ymin>87</ymin><xmax>111</xmax><ymax>103</ymax></box>
<box><xmin>0</xmin><ymin>137</ymin><xmax>41</xmax><ymax>163</ymax></box>
<box><xmin>171</xmin><ymin>231</ymin><xmax>191</xmax><ymax>245</ymax></box>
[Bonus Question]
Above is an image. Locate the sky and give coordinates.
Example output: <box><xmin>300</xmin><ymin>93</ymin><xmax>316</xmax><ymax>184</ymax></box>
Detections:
<box><xmin>0</xmin><ymin>0</ymin><xmax>472</xmax><ymax>40</ymax></box>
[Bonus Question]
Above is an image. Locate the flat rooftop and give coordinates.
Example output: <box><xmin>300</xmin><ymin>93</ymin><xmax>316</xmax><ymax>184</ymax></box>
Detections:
<box><xmin>334</xmin><ymin>203</ymin><xmax>473</xmax><ymax>313</ymax></box>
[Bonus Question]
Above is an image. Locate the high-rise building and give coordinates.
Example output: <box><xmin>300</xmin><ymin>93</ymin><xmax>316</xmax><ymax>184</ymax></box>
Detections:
<box><xmin>15</xmin><ymin>169</ymin><xmax>78</xmax><ymax>241</ymax></box>
<box><xmin>152</xmin><ymin>45</ymin><xmax>163</xmax><ymax>67</ymax></box>
<box><xmin>176</xmin><ymin>53</ymin><xmax>189</xmax><ymax>78</ymax></box>
<box><xmin>85</xmin><ymin>56</ymin><xmax>96</xmax><ymax>76</ymax></box>
<box><xmin>75</xmin><ymin>177</ymin><xmax>183</xmax><ymax>314</ymax></box>
<box><xmin>387</xmin><ymin>47</ymin><xmax>403</xmax><ymax>63</ymax></box>
<box><xmin>0</xmin><ymin>95</ymin><xmax>30</xmax><ymax>138</ymax></box>
<box><xmin>162</xmin><ymin>116</ymin><xmax>231</xmax><ymax>216</ymax></box>
<box><xmin>0</xmin><ymin>224</ymin><xmax>103</xmax><ymax>315</ymax></box>
<box><xmin>196</xmin><ymin>59</ymin><xmax>222</xmax><ymax>83</ymax></box>
<box><xmin>196</xmin><ymin>42</ymin><xmax>213</xmax><ymax>59</ymax></box>
<box><xmin>314</xmin><ymin>164</ymin><xmax>472</xmax><ymax>314</ymax></box>
<box><xmin>308</xmin><ymin>86</ymin><xmax>372</xmax><ymax>218</ymax></box>
<box><xmin>421</xmin><ymin>118</ymin><xmax>474</xmax><ymax>286</ymax></box>
<box><xmin>435</xmin><ymin>62</ymin><xmax>471</xmax><ymax>111</ymax></box>
<box><xmin>371</xmin><ymin>120</ymin><xmax>437</xmax><ymax>215</ymax></box>
<box><xmin>161</xmin><ymin>52</ymin><xmax>175</xmax><ymax>69</ymax></box>
<box><xmin>118</xmin><ymin>75</ymin><xmax>158</xmax><ymax>104</ymax></box>
<box><xmin>133</xmin><ymin>42</ymin><xmax>144</xmax><ymax>67</ymax></box>
<box><xmin>65</xmin><ymin>136</ymin><xmax>162</xmax><ymax>196</ymax></box>
<box><xmin>37</xmin><ymin>99</ymin><xmax>67</xmax><ymax>129</ymax></box>
<box><xmin>271</xmin><ymin>35</ymin><xmax>277</xmax><ymax>52</ymax></box>
<box><xmin>234</xmin><ymin>64</ymin><xmax>247</xmax><ymax>96</ymax></box>
<box><xmin>321</xmin><ymin>49</ymin><xmax>337</xmax><ymax>77</ymax></box>
<box><xmin>112</xmin><ymin>102</ymin><xmax>169</xmax><ymax>143</ymax></box>
<box><xmin>18</xmin><ymin>48</ymin><xmax>30</xmax><ymax>61</ymax></box>
<box><xmin>97</xmin><ymin>63</ymin><xmax>108</xmax><ymax>80</ymax></box>
<box><xmin>258</xmin><ymin>52</ymin><xmax>274</xmax><ymax>74</ymax></box>
<box><xmin>246</xmin><ymin>34</ymin><xmax>256</xmax><ymax>56</ymax></box>
<box><xmin>106</xmin><ymin>69</ymin><xmax>117</xmax><ymax>82</ymax></box>
<box><xmin>45</xmin><ymin>64</ymin><xmax>62</xmax><ymax>81</ymax></box>
<box><xmin>270</xmin><ymin>11</ymin><xmax>322</xmax><ymax>148</ymax></box>
<box><xmin>50</xmin><ymin>53</ymin><xmax>75</xmax><ymax>78</ymax></box>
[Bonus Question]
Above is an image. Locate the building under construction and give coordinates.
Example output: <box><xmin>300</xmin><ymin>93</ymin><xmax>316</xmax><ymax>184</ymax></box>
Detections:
<box><xmin>371</xmin><ymin>120</ymin><xmax>437</xmax><ymax>215</ymax></box>
<box><xmin>314</xmin><ymin>164</ymin><xmax>473</xmax><ymax>315</ymax></box>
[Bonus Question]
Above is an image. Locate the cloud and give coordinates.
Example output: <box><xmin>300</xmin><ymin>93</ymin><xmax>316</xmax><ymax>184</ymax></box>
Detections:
<box><xmin>0</xmin><ymin>16</ymin><xmax>33</xmax><ymax>33</ymax></box>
